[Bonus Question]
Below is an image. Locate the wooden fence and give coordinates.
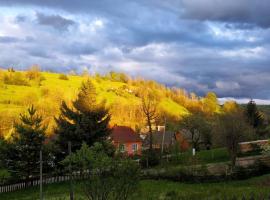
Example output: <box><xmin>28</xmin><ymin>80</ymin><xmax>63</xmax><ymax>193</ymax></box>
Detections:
<box><xmin>0</xmin><ymin>175</ymin><xmax>72</xmax><ymax>193</ymax></box>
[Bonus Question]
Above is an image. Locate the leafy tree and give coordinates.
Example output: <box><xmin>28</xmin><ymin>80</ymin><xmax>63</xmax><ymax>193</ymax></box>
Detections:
<box><xmin>62</xmin><ymin>142</ymin><xmax>140</xmax><ymax>200</ymax></box>
<box><xmin>179</xmin><ymin>114</ymin><xmax>212</xmax><ymax>151</ymax></box>
<box><xmin>218</xmin><ymin>110</ymin><xmax>253</xmax><ymax>167</ymax></box>
<box><xmin>202</xmin><ymin>92</ymin><xmax>220</xmax><ymax>115</ymax></box>
<box><xmin>246</xmin><ymin>100</ymin><xmax>264</xmax><ymax>128</ymax></box>
<box><xmin>223</xmin><ymin>101</ymin><xmax>239</xmax><ymax>113</ymax></box>
<box><xmin>6</xmin><ymin>105</ymin><xmax>46</xmax><ymax>180</ymax></box>
<box><xmin>55</xmin><ymin>80</ymin><xmax>111</xmax><ymax>160</ymax></box>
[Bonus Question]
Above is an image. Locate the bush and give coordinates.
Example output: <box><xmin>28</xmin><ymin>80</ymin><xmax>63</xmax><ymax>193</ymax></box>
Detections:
<box><xmin>59</xmin><ymin>74</ymin><xmax>69</xmax><ymax>80</ymax></box>
<box><xmin>3</xmin><ymin>72</ymin><xmax>30</xmax><ymax>86</ymax></box>
<box><xmin>41</xmin><ymin>87</ymin><xmax>50</xmax><ymax>97</ymax></box>
<box><xmin>26</xmin><ymin>65</ymin><xmax>41</xmax><ymax>80</ymax></box>
<box><xmin>0</xmin><ymin>169</ymin><xmax>10</xmax><ymax>184</ymax></box>
<box><xmin>62</xmin><ymin>143</ymin><xmax>140</xmax><ymax>200</ymax></box>
<box><xmin>140</xmin><ymin>150</ymin><xmax>160</xmax><ymax>168</ymax></box>
<box><xmin>164</xmin><ymin>190</ymin><xmax>179</xmax><ymax>200</ymax></box>
<box><xmin>231</xmin><ymin>161</ymin><xmax>270</xmax><ymax>180</ymax></box>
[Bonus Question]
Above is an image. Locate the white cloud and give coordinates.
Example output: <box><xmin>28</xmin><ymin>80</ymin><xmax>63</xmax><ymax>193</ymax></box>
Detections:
<box><xmin>220</xmin><ymin>47</ymin><xmax>265</xmax><ymax>58</ymax></box>
<box><xmin>219</xmin><ymin>97</ymin><xmax>270</xmax><ymax>105</ymax></box>
<box><xmin>216</xmin><ymin>81</ymin><xmax>240</xmax><ymax>91</ymax></box>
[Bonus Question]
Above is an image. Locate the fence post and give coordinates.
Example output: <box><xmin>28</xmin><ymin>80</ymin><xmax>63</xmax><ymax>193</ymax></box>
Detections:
<box><xmin>68</xmin><ymin>141</ymin><xmax>74</xmax><ymax>200</ymax></box>
<box><xmin>40</xmin><ymin>149</ymin><xmax>43</xmax><ymax>200</ymax></box>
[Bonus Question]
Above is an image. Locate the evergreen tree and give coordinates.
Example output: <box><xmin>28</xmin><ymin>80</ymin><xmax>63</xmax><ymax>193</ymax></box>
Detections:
<box><xmin>246</xmin><ymin>100</ymin><xmax>264</xmax><ymax>128</ymax></box>
<box><xmin>55</xmin><ymin>79</ymin><xmax>111</xmax><ymax>160</ymax></box>
<box><xmin>6</xmin><ymin>105</ymin><xmax>46</xmax><ymax>180</ymax></box>
<box><xmin>0</xmin><ymin>136</ymin><xmax>7</xmax><ymax>168</ymax></box>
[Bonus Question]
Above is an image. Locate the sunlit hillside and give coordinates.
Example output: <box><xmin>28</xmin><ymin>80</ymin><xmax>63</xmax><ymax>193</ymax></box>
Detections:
<box><xmin>0</xmin><ymin>68</ymin><xmax>221</xmax><ymax>137</ymax></box>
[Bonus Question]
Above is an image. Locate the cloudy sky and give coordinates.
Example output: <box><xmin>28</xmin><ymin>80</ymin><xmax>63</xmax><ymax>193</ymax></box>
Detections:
<box><xmin>0</xmin><ymin>0</ymin><xmax>270</xmax><ymax>103</ymax></box>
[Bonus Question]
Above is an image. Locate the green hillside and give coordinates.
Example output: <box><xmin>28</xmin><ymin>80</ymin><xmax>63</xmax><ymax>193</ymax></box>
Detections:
<box><xmin>0</xmin><ymin>69</ymin><xmax>193</xmax><ymax>137</ymax></box>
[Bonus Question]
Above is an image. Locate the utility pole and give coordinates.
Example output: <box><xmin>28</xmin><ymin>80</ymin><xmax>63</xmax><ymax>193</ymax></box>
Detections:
<box><xmin>68</xmin><ymin>141</ymin><xmax>74</xmax><ymax>200</ymax></box>
<box><xmin>161</xmin><ymin>117</ymin><xmax>166</xmax><ymax>155</ymax></box>
<box><xmin>39</xmin><ymin>149</ymin><xmax>43</xmax><ymax>200</ymax></box>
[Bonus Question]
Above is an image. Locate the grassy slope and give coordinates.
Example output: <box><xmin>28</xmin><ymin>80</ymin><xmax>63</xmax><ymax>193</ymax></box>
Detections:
<box><xmin>0</xmin><ymin>71</ymin><xmax>189</xmax><ymax>136</ymax></box>
<box><xmin>1</xmin><ymin>174</ymin><xmax>270</xmax><ymax>199</ymax></box>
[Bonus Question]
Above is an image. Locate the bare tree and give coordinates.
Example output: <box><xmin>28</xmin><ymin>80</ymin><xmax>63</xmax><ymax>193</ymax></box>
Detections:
<box><xmin>141</xmin><ymin>92</ymin><xmax>158</xmax><ymax>151</ymax></box>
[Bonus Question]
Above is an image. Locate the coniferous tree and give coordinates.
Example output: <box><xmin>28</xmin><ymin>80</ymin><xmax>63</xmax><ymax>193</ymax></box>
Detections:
<box><xmin>6</xmin><ymin>105</ymin><xmax>46</xmax><ymax>180</ymax></box>
<box><xmin>246</xmin><ymin>100</ymin><xmax>264</xmax><ymax>128</ymax></box>
<box><xmin>0</xmin><ymin>136</ymin><xmax>7</xmax><ymax>168</ymax></box>
<box><xmin>55</xmin><ymin>79</ymin><xmax>111</xmax><ymax>160</ymax></box>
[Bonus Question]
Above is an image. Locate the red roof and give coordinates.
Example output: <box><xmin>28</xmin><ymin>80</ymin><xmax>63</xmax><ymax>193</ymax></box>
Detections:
<box><xmin>111</xmin><ymin>126</ymin><xmax>141</xmax><ymax>143</ymax></box>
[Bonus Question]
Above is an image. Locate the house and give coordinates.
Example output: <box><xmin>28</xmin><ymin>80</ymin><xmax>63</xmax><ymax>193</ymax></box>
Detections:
<box><xmin>111</xmin><ymin>125</ymin><xmax>142</xmax><ymax>156</ymax></box>
<box><xmin>143</xmin><ymin>130</ymin><xmax>189</xmax><ymax>151</ymax></box>
<box><xmin>140</xmin><ymin>125</ymin><xmax>165</xmax><ymax>134</ymax></box>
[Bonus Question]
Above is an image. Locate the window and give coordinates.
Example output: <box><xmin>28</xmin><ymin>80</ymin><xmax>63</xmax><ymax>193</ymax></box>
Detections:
<box><xmin>119</xmin><ymin>144</ymin><xmax>125</xmax><ymax>152</ymax></box>
<box><xmin>132</xmin><ymin>143</ymin><xmax>138</xmax><ymax>152</ymax></box>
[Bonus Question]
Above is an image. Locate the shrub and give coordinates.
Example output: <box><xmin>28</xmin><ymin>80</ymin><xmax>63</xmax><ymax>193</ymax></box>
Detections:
<box><xmin>7</xmin><ymin>67</ymin><xmax>15</xmax><ymax>72</ymax></box>
<box><xmin>3</xmin><ymin>72</ymin><xmax>30</xmax><ymax>86</ymax></box>
<box><xmin>25</xmin><ymin>65</ymin><xmax>41</xmax><ymax>80</ymax></box>
<box><xmin>59</xmin><ymin>74</ymin><xmax>69</xmax><ymax>80</ymax></box>
<box><xmin>140</xmin><ymin>150</ymin><xmax>160</xmax><ymax>168</ymax></box>
<box><xmin>231</xmin><ymin>161</ymin><xmax>270</xmax><ymax>180</ymax></box>
<box><xmin>41</xmin><ymin>87</ymin><xmax>50</xmax><ymax>97</ymax></box>
<box><xmin>164</xmin><ymin>190</ymin><xmax>179</xmax><ymax>200</ymax></box>
<box><xmin>62</xmin><ymin>143</ymin><xmax>140</xmax><ymax>200</ymax></box>
<box><xmin>0</xmin><ymin>168</ymin><xmax>11</xmax><ymax>184</ymax></box>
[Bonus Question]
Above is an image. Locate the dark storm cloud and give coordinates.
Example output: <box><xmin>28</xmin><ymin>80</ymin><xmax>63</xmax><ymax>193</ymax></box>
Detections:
<box><xmin>63</xmin><ymin>42</ymin><xmax>97</xmax><ymax>55</ymax></box>
<box><xmin>0</xmin><ymin>36</ymin><xmax>20</xmax><ymax>43</ymax></box>
<box><xmin>36</xmin><ymin>12</ymin><xmax>75</xmax><ymax>31</ymax></box>
<box><xmin>15</xmin><ymin>15</ymin><xmax>26</xmax><ymax>23</ymax></box>
<box><xmin>0</xmin><ymin>0</ymin><xmax>270</xmax><ymax>100</ymax></box>
<box><xmin>181</xmin><ymin>0</ymin><xmax>270</xmax><ymax>28</ymax></box>
<box><xmin>1</xmin><ymin>0</ymin><xmax>269</xmax><ymax>28</ymax></box>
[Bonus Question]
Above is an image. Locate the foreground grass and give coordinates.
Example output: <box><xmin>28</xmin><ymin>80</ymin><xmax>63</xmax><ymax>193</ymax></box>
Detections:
<box><xmin>158</xmin><ymin>148</ymin><xmax>230</xmax><ymax>169</ymax></box>
<box><xmin>1</xmin><ymin>174</ymin><xmax>270</xmax><ymax>200</ymax></box>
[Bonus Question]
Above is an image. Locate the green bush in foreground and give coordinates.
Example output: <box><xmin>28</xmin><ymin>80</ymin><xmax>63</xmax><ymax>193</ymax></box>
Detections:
<box><xmin>62</xmin><ymin>142</ymin><xmax>140</xmax><ymax>200</ymax></box>
<box><xmin>0</xmin><ymin>168</ymin><xmax>10</xmax><ymax>184</ymax></box>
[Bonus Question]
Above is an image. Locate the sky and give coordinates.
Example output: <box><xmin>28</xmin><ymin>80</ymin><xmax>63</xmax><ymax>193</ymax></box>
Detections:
<box><xmin>0</xmin><ymin>0</ymin><xmax>270</xmax><ymax>103</ymax></box>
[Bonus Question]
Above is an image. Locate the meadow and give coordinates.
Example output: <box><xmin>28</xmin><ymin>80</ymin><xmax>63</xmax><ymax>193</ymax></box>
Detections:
<box><xmin>0</xmin><ymin>69</ymin><xmax>191</xmax><ymax>137</ymax></box>
<box><xmin>1</xmin><ymin>174</ymin><xmax>270</xmax><ymax>200</ymax></box>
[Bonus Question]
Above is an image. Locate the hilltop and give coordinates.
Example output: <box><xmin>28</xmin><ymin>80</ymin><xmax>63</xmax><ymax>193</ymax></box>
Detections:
<box><xmin>0</xmin><ymin>68</ymin><xmax>220</xmax><ymax>137</ymax></box>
